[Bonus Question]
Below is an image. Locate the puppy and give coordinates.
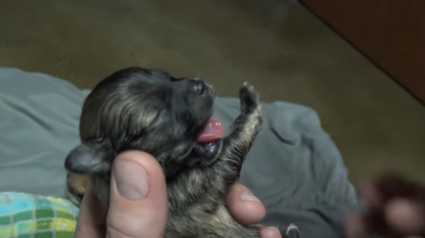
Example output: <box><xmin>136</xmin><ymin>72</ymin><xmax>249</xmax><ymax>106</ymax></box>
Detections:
<box><xmin>65</xmin><ymin>67</ymin><xmax>299</xmax><ymax>238</ymax></box>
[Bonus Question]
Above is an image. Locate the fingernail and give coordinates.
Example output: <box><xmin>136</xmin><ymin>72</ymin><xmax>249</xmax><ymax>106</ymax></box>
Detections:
<box><xmin>113</xmin><ymin>160</ymin><xmax>150</xmax><ymax>200</ymax></box>
<box><xmin>241</xmin><ymin>191</ymin><xmax>262</xmax><ymax>203</ymax></box>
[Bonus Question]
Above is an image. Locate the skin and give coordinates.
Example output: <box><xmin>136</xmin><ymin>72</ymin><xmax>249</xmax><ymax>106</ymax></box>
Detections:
<box><xmin>75</xmin><ymin>151</ymin><xmax>282</xmax><ymax>238</ymax></box>
<box><xmin>75</xmin><ymin>151</ymin><xmax>425</xmax><ymax>238</ymax></box>
<box><xmin>345</xmin><ymin>175</ymin><xmax>425</xmax><ymax>238</ymax></box>
<box><xmin>67</xmin><ymin>68</ymin><xmax>425</xmax><ymax>238</ymax></box>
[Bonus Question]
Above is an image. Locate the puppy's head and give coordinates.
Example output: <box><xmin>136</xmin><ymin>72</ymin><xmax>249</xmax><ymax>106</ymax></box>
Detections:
<box><xmin>65</xmin><ymin>67</ymin><xmax>225</xmax><ymax>178</ymax></box>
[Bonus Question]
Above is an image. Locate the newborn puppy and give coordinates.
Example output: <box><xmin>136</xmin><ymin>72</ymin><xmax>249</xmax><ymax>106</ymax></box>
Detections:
<box><xmin>65</xmin><ymin>67</ymin><xmax>298</xmax><ymax>238</ymax></box>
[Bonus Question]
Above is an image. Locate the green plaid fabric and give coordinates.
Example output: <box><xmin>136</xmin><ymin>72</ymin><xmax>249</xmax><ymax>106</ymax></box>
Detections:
<box><xmin>0</xmin><ymin>192</ymin><xmax>79</xmax><ymax>238</ymax></box>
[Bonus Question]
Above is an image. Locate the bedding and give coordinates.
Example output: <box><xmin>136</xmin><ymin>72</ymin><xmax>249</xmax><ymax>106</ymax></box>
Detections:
<box><xmin>0</xmin><ymin>67</ymin><xmax>358</xmax><ymax>238</ymax></box>
<box><xmin>0</xmin><ymin>192</ymin><xmax>79</xmax><ymax>238</ymax></box>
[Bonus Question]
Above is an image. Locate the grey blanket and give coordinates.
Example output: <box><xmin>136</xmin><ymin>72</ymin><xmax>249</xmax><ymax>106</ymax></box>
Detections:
<box><xmin>0</xmin><ymin>67</ymin><xmax>358</xmax><ymax>238</ymax></box>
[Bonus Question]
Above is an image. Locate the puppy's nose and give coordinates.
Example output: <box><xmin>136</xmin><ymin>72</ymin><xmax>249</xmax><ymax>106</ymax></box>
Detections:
<box><xmin>192</xmin><ymin>80</ymin><xmax>208</xmax><ymax>95</ymax></box>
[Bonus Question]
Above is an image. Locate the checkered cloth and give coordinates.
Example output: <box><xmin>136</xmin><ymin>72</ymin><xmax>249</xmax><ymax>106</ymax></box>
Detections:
<box><xmin>0</xmin><ymin>192</ymin><xmax>79</xmax><ymax>238</ymax></box>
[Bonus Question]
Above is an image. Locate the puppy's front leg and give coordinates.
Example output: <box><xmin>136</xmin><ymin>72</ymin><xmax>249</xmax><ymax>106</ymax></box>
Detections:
<box><xmin>221</xmin><ymin>82</ymin><xmax>262</xmax><ymax>177</ymax></box>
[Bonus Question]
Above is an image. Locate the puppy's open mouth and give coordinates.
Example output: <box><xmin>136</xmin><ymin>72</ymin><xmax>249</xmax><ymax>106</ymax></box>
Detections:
<box><xmin>198</xmin><ymin>118</ymin><xmax>225</xmax><ymax>143</ymax></box>
<box><xmin>194</xmin><ymin>117</ymin><xmax>225</xmax><ymax>161</ymax></box>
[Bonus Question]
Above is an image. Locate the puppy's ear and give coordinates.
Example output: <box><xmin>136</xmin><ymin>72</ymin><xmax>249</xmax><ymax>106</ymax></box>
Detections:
<box><xmin>65</xmin><ymin>140</ymin><xmax>112</xmax><ymax>175</ymax></box>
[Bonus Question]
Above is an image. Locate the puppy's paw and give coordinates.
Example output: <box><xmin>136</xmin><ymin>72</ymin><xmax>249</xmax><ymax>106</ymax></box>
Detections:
<box><xmin>284</xmin><ymin>224</ymin><xmax>301</xmax><ymax>238</ymax></box>
<box><xmin>240</xmin><ymin>82</ymin><xmax>260</xmax><ymax>113</ymax></box>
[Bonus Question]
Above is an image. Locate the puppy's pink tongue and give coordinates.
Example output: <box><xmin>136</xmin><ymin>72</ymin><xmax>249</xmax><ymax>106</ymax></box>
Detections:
<box><xmin>198</xmin><ymin>117</ymin><xmax>226</xmax><ymax>143</ymax></box>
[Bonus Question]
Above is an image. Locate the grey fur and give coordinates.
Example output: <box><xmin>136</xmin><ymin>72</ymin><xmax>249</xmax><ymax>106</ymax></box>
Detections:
<box><xmin>65</xmin><ymin>67</ymin><xmax>298</xmax><ymax>238</ymax></box>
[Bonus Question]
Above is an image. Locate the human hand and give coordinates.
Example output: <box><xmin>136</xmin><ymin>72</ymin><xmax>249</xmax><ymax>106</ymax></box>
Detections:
<box><xmin>74</xmin><ymin>151</ymin><xmax>282</xmax><ymax>238</ymax></box>
<box><xmin>345</xmin><ymin>175</ymin><xmax>425</xmax><ymax>238</ymax></box>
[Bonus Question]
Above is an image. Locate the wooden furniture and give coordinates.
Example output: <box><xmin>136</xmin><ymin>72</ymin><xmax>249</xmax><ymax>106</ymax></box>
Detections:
<box><xmin>300</xmin><ymin>0</ymin><xmax>425</xmax><ymax>104</ymax></box>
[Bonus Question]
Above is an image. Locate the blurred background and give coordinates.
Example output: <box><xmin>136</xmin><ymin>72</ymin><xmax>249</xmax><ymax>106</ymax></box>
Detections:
<box><xmin>1</xmin><ymin>0</ymin><xmax>424</xmax><ymax>184</ymax></box>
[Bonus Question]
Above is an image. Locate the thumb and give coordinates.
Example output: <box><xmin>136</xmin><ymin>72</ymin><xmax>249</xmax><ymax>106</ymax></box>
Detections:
<box><xmin>106</xmin><ymin>151</ymin><xmax>168</xmax><ymax>238</ymax></box>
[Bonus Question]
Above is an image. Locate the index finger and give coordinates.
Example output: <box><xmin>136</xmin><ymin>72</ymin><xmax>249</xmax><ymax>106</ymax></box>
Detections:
<box><xmin>74</xmin><ymin>182</ymin><xmax>106</xmax><ymax>238</ymax></box>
